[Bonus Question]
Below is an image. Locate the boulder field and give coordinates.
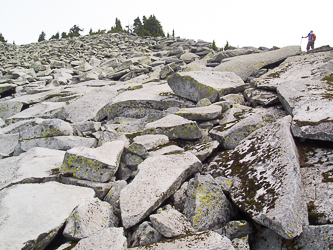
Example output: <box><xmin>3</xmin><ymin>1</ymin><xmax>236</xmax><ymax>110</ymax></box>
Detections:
<box><xmin>0</xmin><ymin>33</ymin><xmax>332</xmax><ymax>249</ymax></box>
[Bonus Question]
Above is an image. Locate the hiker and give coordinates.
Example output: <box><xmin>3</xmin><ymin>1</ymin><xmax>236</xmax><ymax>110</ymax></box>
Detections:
<box><xmin>302</xmin><ymin>30</ymin><xmax>316</xmax><ymax>52</ymax></box>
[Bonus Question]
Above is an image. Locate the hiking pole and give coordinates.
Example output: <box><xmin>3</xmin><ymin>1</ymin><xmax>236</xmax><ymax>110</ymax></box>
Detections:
<box><xmin>300</xmin><ymin>37</ymin><xmax>303</xmax><ymax>46</ymax></box>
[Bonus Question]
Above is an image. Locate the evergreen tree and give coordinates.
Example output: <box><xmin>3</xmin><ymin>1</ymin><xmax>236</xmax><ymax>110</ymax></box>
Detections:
<box><xmin>224</xmin><ymin>40</ymin><xmax>231</xmax><ymax>50</ymax></box>
<box><xmin>0</xmin><ymin>33</ymin><xmax>7</xmax><ymax>43</ymax></box>
<box><xmin>50</xmin><ymin>32</ymin><xmax>59</xmax><ymax>40</ymax></box>
<box><xmin>143</xmin><ymin>15</ymin><xmax>165</xmax><ymax>37</ymax></box>
<box><xmin>172</xmin><ymin>29</ymin><xmax>175</xmax><ymax>37</ymax></box>
<box><xmin>133</xmin><ymin>17</ymin><xmax>143</xmax><ymax>36</ymax></box>
<box><xmin>109</xmin><ymin>18</ymin><xmax>124</xmax><ymax>33</ymax></box>
<box><xmin>61</xmin><ymin>32</ymin><xmax>68</xmax><ymax>39</ymax></box>
<box><xmin>133</xmin><ymin>15</ymin><xmax>165</xmax><ymax>37</ymax></box>
<box><xmin>89</xmin><ymin>28</ymin><xmax>106</xmax><ymax>35</ymax></box>
<box><xmin>38</xmin><ymin>31</ymin><xmax>46</xmax><ymax>42</ymax></box>
<box><xmin>212</xmin><ymin>40</ymin><xmax>218</xmax><ymax>51</ymax></box>
<box><xmin>68</xmin><ymin>25</ymin><xmax>83</xmax><ymax>37</ymax></box>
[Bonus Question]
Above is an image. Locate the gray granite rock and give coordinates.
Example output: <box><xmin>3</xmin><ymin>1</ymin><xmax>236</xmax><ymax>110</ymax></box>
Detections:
<box><xmin>218</xmin><ymin>220</ymin><xmax>253</xmax><ymax>240</ymax></box>
<box><xmin>132</xmin><ymin>231</ymin><xmax>235</xmax><ymax>250</ymax></box>
<box><xmin>184</xmin><ymin>173</ymin><xmax>236</xmax><ymax>231</ymax></box>
<box><xmin>244</xmin><ymin>88</ymin><xmax>280</xmax><ymax>107</ymax></box>
<box><xmin>171</xmin><ymin>181</ymin><xmax>188</xmax><ymax>213</ymax></box>
<box><xmin>0</xmin><ymin>147</ymin><xmax>64</xmax><ymax>190</ymax></box>
<box><xmin>120</xmin><ymin>152</ymin><xmax>201</xmax><ymax>229</ymax></box>
<box><xmin>59</xmin><ymin>176</ymin><xmax>113</xmax><ymax>200</ymax></box>
<box><xmin>254</xmin><ymin>51</ymin><xmax>333</xmax><ymax>142</ymax></box>
<box><xmin>149</xmin><ymin>204</ymin><xmax>195</xmax><ymax>238</ymax></box>
<box><xmin>132</xmin><ymin>134</ymin><xmax>169</xmax><ymax>150</ymax></box>
<box><xmin>55</xmin><ymin>86</ymin><xmax>116</xmax><ymax>123</ymax></box>
<box><xmin>167</xmin><ymin>71</ymin><xmax>246</xmax><ymax>103</ymax></box>
<box><xmin>72</xmin><ymin>227</ymin><xmax>127</xmax><ymax>250</ymax></box>
<box><xmin>103</xmin><ymin>180</ymin><xmax>127</xmax><ymax>207</ymax></box>
<box><xmin>299</xmin><ymin>143</ymin><xmax>333</xmax><ymax>224</ymax></box>
<box><xmin>214</xmin><ymin>46</ymin><xmax>301</xmax><ymax>81</ymax></box>
<box><xmin>63</xmin><ymin>197</ymin><xmax>119</xmax><ymax>240</ymax></box>
<box><xmin>215</xmin><ymin>116</ymin><xmax>308</xmax><ymax>239</ymax></box>
<box><xmin>129</xmin><ymin>221</ymin><xmax>164</xmax><ymax>247</ymax></box>
<box><xmin>252</xmin><ymin>225</ymin><xmax>333</xmax><ymax>250</ymax></box>
<box><xmin>0</xmin><ymin>100</ymin><xmax>23</xmax><ymax>120</ymax></box>
<box><xmin>175</xmin><ymin>104</ymin><xmax>222</xmax><ymax>121</ymax></box>
<box><xmin>60</xmin><ymin>140</ymin><xmax>125</xmax><ymax>182</ymax></box>
<box><xmin>220</xmin><ymin>93</ymin><xmax>245</xmax><ymax>105</ymax></box>
<box><xmin>185</xmin><ymin>140</ymin><xmax>220</xmax><ymax>162</ymax></box>
<box><xmin>20</xmin><ymin>118</ymin><xmax>73</xmax><ymax>139</ymax></box>
<box><xmin>148</xmin><ymin>144</ymin><xmax>185</xmax><ymax>157</ymax></box>
<box><xmin>20</xmin><ymin>135</ymin><xmax>97</xmax><ymax>152</ymax></box>
<box><xmin>209</xmin><ymin>106</ymin><xmax>276</xmax><ymax>149</ymax></box>
<box><xmin>144</xmin><ymin>114</ymin><xmax>202</xmax><ymax>140</ymax></box>
<box><xmin>0</xmin><ymin>182</ymin><xmax>95</xmax><ymax>250</ymax></box>
<box><xmin>6</xmin><ymin>101</ymin><xmax>66</xmax><ymax>124</ymax></box>
<box><xmin>0</xmin><ymin>132</ymin><xmax>20</xmax><ymax>157</ymax></box>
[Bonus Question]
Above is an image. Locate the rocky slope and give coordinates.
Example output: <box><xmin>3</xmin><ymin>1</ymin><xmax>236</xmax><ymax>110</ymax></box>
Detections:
<box><xmin>0</xmin><ymin>33</ymin><xmax>332</xmax><ymax>249</ymax></box>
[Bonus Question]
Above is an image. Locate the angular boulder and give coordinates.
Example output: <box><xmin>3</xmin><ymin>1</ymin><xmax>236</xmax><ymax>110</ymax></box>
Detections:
<box><xmin>20</xmin><ymin>135</ymin><xmax>97</xmax><ymax>152</ymax></box>
<box><xmin>184</xmin><ymin>174</ymin><xmax>236</xmax><ymax>231</ymax></box>
<box><xmin>0</xmin><ymin>100</ymin><xmax>23</xmax><ymax>120</ymax></box>
<box><xmin>63</xmin><ymin>197</ymin><xmax>119</xmax><ymax>240</ymax></box>
<box><xmin>167</xmin><ymin>71</ymin><xmax>246</xmax><ymax>103</ymax></box>
<box><xmin>144</xmin><ymin>114</ymin><xmax>202</xmax><ymax>140</ymax></box>
<box><xmin>119</xmin><ymin>152</ymin><xmax>201</xmax><ymax>229</ymax></box>
<box><xmin>60</xmin><ymin>140</ymin><xmax>125</xmax><ymax>182</ymax></box>
<box><xmin>149</xmin><ymin>204</ymin><xmax>195</xmax><ymax>238</ymax></box>
<box><xmin>6</xmin><ymin>101</ymin><xmax>66</xmax><ymax>124</ymax></box>
<box><xmin>130</xmin><ymin>221</ymin><xmax>164</xmax><ymax>247</ymax></box>
<box><xmin>215</xmin><ymin>116</ymin><xmax>308</xmax><ymax>239</ymax></box>
<box><xmin>209</xmin><ymin>107</ymin><xmax>276</xmax><ymax>149</ymax></box>
<box><xmin>0</xmin><ymin>133</ymin><xmax>20</xmax><ymax>157</ymax></box>
<box><xmin>19</xmin><ymin>118</ymin><xmax>73</xmax><ymax>139</ymax></box>
<box><xmin>55</xmin><ymin>87</ymin><xmax>116</xmax><ymax>122</ymax></box>
<box><xmin>175</xmin><ymin>104</ymin><xmax>222</xmax><ymax>121</ymax></box>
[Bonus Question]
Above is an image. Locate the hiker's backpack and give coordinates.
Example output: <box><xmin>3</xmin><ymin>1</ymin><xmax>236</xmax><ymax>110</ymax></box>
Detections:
<box><xmin>312</xmin><ymin>33</ymin><xmax>316</xmax><ymax>41</ymax></box>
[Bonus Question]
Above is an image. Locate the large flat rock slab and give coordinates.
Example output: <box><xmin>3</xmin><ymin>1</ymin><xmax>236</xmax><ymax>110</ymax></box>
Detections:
<box><xmin>0</xmin><ymin>182</ymin><xmax>95</xmax><ymax>250</ymax></box>
<box><xmin>0</xmin><ymin>147</ymin><xmax>65</xmax><ymax>190</ymax></box>
<box><xmin>175</xmin><ymin>104</ymin><xmax>222</xmax><ymax>121</ymax></box>
<box><xmin>254</xmin><ymin>51</ymin><xmax>333</xmax><ymax>142</ymax></box>
<box><xmin>119</xmin><ymin>152</ymin><xmax>201</xmax><ymax>229</ymax></box>
<box><xmin>6</xmin><ymin>102</ymin><xmax>66</xmax><ymax>124</ymax></box>
<box><xmin>214</xmin><ymin>46</ymin><xmax>301</xmax><ymax>81</ymax></box>
<box><xmin>20</xmin><ymin>135</ymin><xmax>97</xmax><ymax>152</ymax></box>
<box><xmin>167</xmin><ymin>71</ymin><xmax>246</xmax><ymax>103</ymax></box>
<box><xmin>55</xmin><ymin>86</ymin><xmax>117</xmax><ymax>123</ymax></box>
<box><xmin>213</xmin><ymin>116</ymin><xmax>308</xmax><ymax>239</ymax></box>
<box><xmin>105</xmin><ymin>81</ymin><xmax>193</xmax><ymax>120</ymax></box>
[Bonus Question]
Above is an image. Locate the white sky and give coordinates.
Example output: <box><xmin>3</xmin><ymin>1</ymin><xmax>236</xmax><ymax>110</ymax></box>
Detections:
<box><xmin>1</xmin><ymin>0</ymin><xmax>331</xmax><ymax>52</ymax></box>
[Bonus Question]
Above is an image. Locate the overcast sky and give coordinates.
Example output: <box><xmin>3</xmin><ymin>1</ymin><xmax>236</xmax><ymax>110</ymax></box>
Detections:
<box><xmin>1</xmin><ymin>0</ymin><xmax>331</xmax><ymax>51</ymax></box>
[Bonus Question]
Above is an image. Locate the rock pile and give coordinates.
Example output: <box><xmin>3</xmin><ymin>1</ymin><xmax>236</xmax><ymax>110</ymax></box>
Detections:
<box><xmin>0</xmin><ymin>32</ymin><xmax>332</xmax><ymax>249</ymax></box>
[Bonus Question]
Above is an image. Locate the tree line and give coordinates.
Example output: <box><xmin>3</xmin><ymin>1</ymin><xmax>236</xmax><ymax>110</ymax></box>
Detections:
<box><xmin>1</xmin><ymin>14</ymin><xmax>232</xmax><ymax>51</ymax></box>
<box><xmin>37</xmin><ymin>15</ymin><xmax>167</xmax><ymax>42</ymax></box>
